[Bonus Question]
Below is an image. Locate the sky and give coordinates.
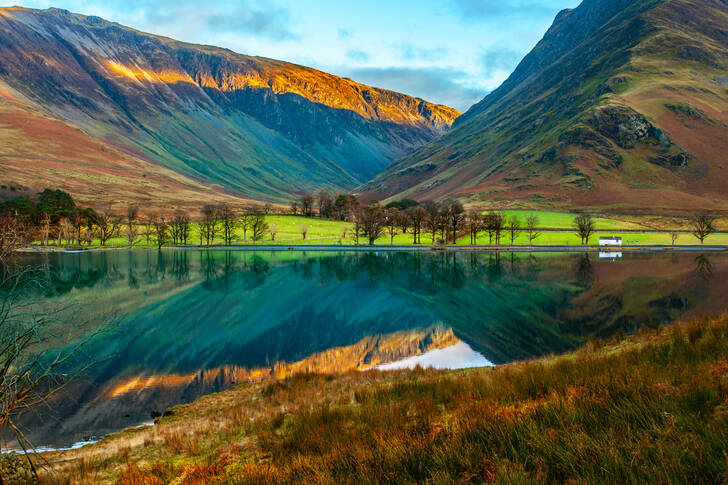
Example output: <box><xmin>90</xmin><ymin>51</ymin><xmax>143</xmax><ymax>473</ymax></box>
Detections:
<box><xmin>1</xmin><ymin>0</ymin><xmax>579</xmax><ymax>111</ymax></box>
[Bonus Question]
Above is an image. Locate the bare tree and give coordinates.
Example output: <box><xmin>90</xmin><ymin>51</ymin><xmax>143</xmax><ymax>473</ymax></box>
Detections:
<box><xmin>269</xmin><ymin>224</ymin><xmax>278</xmax><ymax>242</ymax></box>
<box><xmin>423</xmin><ymin>202</ymin><xmax>440</xmax><ymax>244</ymax></box>
<box><xmin>525</xmin><ymin>215</ymin><xmax>541</xmax><ymax>245</ymax></box>
<box><xmin>0</xmin><ymin>261</ymin><xmax>104</xmax><ymax>473</ymax></box>
<box><xmin>407</xmin><ymin>206</ymin><xmax>426</xmax><ymax>245</ymax></box>
<box><xmin>398</xmin><ymin>210</ymin><xmax>410</xmax><ymax>236</ymax></box>
<box><xmin>467</xmin><ymin>210</ymin><xmax>482</xmax><ymax>245</ymax></box>
<box><xmin>300</xmin><ymin>224</ymin><xmax>309</xmax><ymax>241</ymax></box>
<box><xmin>240</xmin><ymin>209</ymin><xmax>252</xmax><ymax>243</ymax></box>
<box><xmin>290</xmin><ymin>201</ymin><xmax>299</xmax><ymax>215</ymax></box>
<box><xmin>153</xmin><ymin>217</ymin><xmax>169</xmax><ymax>249</ymax></box>
<box><xmin>443</xmin><ymin>200</ymin><xmax>465</xmax><ymax>244</ymax></box>
<box><xmin>318</xmin><ymin>190</ymin><xmax>334</xmax><ymax>219</ymax></box>
<box><xmin>124</xmin><ymin>225</ymin><xmax>139</xmax><ymax>248</ymax></box>
<box><xmin>59</xmin><ymin>218</ymin><xmax>74</xmax><ymax>247</ymax></box>
<box><xmin>482</xmin><ymin>213</ymin><xmax>495</xmax><ymax>244</ymax></box>
<box><xmin>219</xmin><ymin>204</ymin><xmax>237</xmax><ymax>245</ymax></box>
<box><xmin>360</xmin><ymin>201</ymin><xmax>385</xmax><ymax>245</ymax></box>
<box><xmin>201</xmin><ymin>205</ymin><xmax>219</xmax><ymax>246</ymax></box>
<box><xmin>39</xmin><ymin>213</ymin><xmax>50</xmax><ymax>248</ymax></box>
<box><xmin>574</xmin><ymin>214</ymin><xmax>596</xmax><ymax>245</ymax></box>
<box><xmin>0</xmin><ymin>216</ymin><xmax>27</xmax><ymax>263</ymax></box>
<box><xmin>300</xmin><ymin>194</ymin><xmax>315</xmax><ymax>217</ymax></box>
<box><xmin>670</xmin><ymin>232</ymin><xmax>680</xmax><ymax>246</ymax></box>
<box><xmin>142</xmin><ymin>216</ymin><xmax>154</xmax><ymax>247</ymax></box>
<box><xmin>96</xmin><ymin>206</ymin><xmax>120</xmax><ymax>247</ymax></box>
<box><xmin>71</xmin><ymin>211</ymin><xmax>84</xmax><ymax>246</ymax></box>
<box><xmin>488</xmin><ymin>212</ymin><xmax>505</xmax><ymax>245</ymax></box>
<box><xmin>353</xmin><ymin>216</ymin><xmax>361</xmax><ymax>245</ymax></box>
<box><xmin>385</xmin><ymin>208</ymin><xmax>399</xmax><ymax>245</ymax></box>
<box><xmin>691</xmin><ymin>214</ymin><xmax>716</xmax><ymax>245</ymax></box>
<box><xmin>250</xmin><ymin>212</ymin><xmax>269</xmax><ymax>242</ymax></box>
<box><xmin>506</xmin><ymin>215</ymin><xmax>522</xmax><ymax>245</ymax></box>
<box><xmin>171</xmin><ymin>211</ymin><xmax>191</xmax><ymax>246</ymax></box>
<box><xmin>80</xmin><ymin>227</ymin><xmax>94</xmax><ymax>246</ymax></box>
<box><xmin>334</xmin><ymin>194</ymin><xmax>359</xmax><ymax>221</ymax></box>
<box><xmin>125</xmin><ymin>206</ymin><xmax>139</xmax><ymax>247</ymax></box>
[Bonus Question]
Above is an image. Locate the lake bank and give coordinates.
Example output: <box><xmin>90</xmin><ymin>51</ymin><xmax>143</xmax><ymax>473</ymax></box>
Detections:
<box><xmin>16</xmin><ymin>244</ymin><xmax>728</xmax><ymax>254</ymax></box>
<box><xmin>22</xmin><ymin>314</ymin><xmax>728</xmax><ymax>484</ymax></box>
<box><xmin>7</xmin><ymin>249</ymin><xmax>728</xmax><ymax>451</ymax></box>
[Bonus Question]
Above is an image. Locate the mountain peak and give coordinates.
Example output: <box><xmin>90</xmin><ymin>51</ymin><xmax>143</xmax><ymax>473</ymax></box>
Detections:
<box><xmin>361</xmin><ymin>0</ymin><xmax>728</xmax><ymax>212</ymax></box>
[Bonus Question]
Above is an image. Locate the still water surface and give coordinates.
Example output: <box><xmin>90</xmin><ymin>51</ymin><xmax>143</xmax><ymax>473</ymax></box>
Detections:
<box><xmin>7</xmin><ymin>249</ymin><xmax>728</xmax><ymax>448</ymax></box>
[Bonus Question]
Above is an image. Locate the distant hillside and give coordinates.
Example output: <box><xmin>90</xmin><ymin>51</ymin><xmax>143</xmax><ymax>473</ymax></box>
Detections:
<box><xmin>361</xmin><ymin>0</ymin><xmax>728</xmax><ymax>213</ymax></box>
<box><xmin>0</xmin><ymin>7</ymin><xmax>459</xmax><ymax>205</ymax></box>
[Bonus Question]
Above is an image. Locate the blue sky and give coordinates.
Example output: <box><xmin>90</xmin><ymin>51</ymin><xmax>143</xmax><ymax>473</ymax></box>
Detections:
<box><xmin>2</xmin><ymin>0</ymin><xmax>578</xmax><ymax>111</ymax></box>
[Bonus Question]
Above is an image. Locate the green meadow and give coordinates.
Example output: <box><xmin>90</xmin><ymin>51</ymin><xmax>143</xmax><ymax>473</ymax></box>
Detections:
<box><xmin>66</xmin><ymin>210</ymin><xmax>727</xmax><ymax>248</ymax></box>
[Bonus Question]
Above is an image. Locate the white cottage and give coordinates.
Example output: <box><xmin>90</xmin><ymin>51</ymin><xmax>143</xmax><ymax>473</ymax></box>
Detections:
<box><xmin>599</xmin><ymin>236</ymin><xmax>623</xmax><ymax>246</ymax></box>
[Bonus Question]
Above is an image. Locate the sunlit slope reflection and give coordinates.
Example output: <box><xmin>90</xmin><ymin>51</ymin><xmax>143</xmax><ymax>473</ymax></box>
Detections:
<box><xmin>10</xmin><ymin>250</ymin><xmax>728</xmax><ymax>448</ymax></box>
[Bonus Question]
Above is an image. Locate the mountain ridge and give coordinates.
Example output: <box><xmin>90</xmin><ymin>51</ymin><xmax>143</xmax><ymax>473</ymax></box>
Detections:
<box><xmin>0</xmin><ymin>6</ymin><xmax>459</xmax><ymax>204</ymax></box>
<box><xmin>361</xmin><ymin>0</ymin><xmax>728</xmax><ymax>213</ymax></box>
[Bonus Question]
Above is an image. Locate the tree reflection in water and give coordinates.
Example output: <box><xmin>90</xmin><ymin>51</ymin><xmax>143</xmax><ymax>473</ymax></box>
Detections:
<box><xmin>7</xmin><ymin>250</ymin><xmax>728</xmax><ymax>449</ymax></box>
<box><xmin>694</xmin><ymin>254</ymin><xmax>714</xmax><ymax>281</ymax></box>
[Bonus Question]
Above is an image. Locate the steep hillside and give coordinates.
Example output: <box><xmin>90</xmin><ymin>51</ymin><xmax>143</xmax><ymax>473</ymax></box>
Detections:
<box><xmin>362</xmin><ymin>0</ymin><xmax>728</xmax><ymax>213</ymax></box>
<box><xmin>0</xmin><ymin>86</ymin><xmax>247</xmax><ymax>208</ymax></box>
<box><xmin>0</xmin><ymin>7</ymin><xmax>459</xmax><ymax>203</ymax></box>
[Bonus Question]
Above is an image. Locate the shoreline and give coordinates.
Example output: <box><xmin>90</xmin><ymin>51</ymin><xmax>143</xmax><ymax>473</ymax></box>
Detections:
<box><xmin>16</xmin><ymin>244</ymin><xmax>728</xmax><ymax>254</ymax></box>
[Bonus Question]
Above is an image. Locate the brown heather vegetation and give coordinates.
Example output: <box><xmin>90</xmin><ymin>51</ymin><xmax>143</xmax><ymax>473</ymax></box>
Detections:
<box><xmin>14</xmin><ymin>314</ymin><xmax>728</xmax><ymax>484</ymax></box>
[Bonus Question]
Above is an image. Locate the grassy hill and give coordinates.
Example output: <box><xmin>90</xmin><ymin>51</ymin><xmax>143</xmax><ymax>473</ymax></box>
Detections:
<box><xmin>0</xmin><ymin>7</ymin><xmax>459</xmax><ymax>204</ymax></box>
<box><xmin>361</xmin><ymin>0</ymin><xmax>728</xmax><ymax>213</ymax></box>
<box><xmin>0</xmin><ymin>91</ymin><xmax>244</xmax><ymax>209</ymax></box>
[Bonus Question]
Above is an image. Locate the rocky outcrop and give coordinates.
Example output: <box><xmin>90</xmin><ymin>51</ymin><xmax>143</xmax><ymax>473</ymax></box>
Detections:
<box><xmin>649</xmin><ymin>151</ymin><xmax>690</xmax><ymax>168</ymax></box>
<box><xmin>559</xmin><ymin>125</ymin><xmax>623</xmax><ymax>164</ymax></box>
<box><xmin>665</xmin><ymin>102</ymin><xmax>716</xmax><ymax>125</ymax></box>
<box><xmin>588</xmin><ymin>106</ymin><xmax>664</xmax><ymax>149</ymax></box>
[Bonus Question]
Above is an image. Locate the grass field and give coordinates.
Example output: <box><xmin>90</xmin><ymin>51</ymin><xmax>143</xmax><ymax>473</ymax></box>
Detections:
<box><xmin>23</xmin><ymin>314</ymin><xmax>728</xmax><ymax>484</ymax></box>
<box><xmin>500</xmin><ymin>210</ymin><xmax>646</xmax><ymax>230</ymax></box>
<box><xmin>41</xmin><ymin>211</ymin><xmax>728</xmax><ymax>249</ymax></box>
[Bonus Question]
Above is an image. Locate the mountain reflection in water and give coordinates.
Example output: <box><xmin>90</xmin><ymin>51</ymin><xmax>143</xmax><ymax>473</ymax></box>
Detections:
<box><xmin>5</xmin><ymin>249</ymin><xmax>728</xmax><ymax>449</ymax></box>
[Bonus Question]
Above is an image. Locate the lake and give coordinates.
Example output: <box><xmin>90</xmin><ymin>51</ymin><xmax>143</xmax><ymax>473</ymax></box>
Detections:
<box><xmin>4</xmin><ymin>249</ymin><xmax>728</xmax><ymax>449</ymax></box>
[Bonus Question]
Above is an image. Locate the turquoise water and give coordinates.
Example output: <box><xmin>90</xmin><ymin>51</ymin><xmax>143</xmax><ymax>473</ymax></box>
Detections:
<box><xmin>6</xmin><ymin>249</ymin><xmax>728</xmax><ymax>448</ymax></box>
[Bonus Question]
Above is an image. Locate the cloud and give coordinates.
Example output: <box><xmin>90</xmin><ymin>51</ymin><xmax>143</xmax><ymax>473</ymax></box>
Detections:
<box><xmin>201</xmin><ymin>5</ymin><xmax>298</xmax><ymax>40</ymax></box>
<box><xmin>17</xmin><ymin>0</ymin><xmax>299</xmax><ymax>42</ymax></box>
<box><xmin>342</xmin><ymin>67</ymin><xmax>485</xmax><ymax>112</ymax></box>
<box><xmin>450</xmin><ymin>0</ymin><xmax>560</xmax><ymax>20</ymax></box>
<box><xmin>338</xmin><ymin>28</ymin><xmax>353</xmax><ymax>40</ymax></box>
<box><xmin>142</xmin><ymin>1</ymin><xmax>298</xmax><ymax>41</ymax></box>
<box><xmin>479</xmin><ymin>48</ymin><xmax>524</xmax><ymax>72</ymax></box>
<box><xmin>400</xmin><ymin>44</ymin><xmax>449</xmax><ymax>61</ymax></box>
<box><xmin>346</xmin><ymin>49</ymin><xmax>371</xmax><ymax>62</ymax></box>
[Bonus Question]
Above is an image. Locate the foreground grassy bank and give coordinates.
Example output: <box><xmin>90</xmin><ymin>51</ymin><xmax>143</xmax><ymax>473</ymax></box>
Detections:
<box><xmin>16</xmin><ymin>315</ymin><xmax>728</xmax><ymax>484</ymax></box>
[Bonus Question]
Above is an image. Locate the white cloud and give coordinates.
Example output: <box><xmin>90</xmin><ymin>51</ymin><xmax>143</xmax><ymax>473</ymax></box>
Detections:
<box><xmin>341</xmin><ymin>67</ymin><xmax>485</xmax><ymax>111</ymax></box>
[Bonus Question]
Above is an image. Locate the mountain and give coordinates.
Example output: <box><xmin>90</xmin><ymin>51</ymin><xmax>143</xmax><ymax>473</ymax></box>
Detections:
<box><xmin>361</xmin><ymin>0</ymin><xmax>728</xmax><ymax>213</ymax></box>
<box><xmin>0</xmin><ymin>7</ymin><xmax>459</xmax><ymax>205</ymax></box>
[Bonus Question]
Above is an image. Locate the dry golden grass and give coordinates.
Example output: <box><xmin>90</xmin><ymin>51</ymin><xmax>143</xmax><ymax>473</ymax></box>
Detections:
<box><xmin>22</xmin><ymin>315</ymin><xmax>728</xmax><ymax>484</ymax></box>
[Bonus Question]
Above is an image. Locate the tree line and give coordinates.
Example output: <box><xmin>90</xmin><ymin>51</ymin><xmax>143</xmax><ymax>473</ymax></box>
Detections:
<box><xmin>292</xmin><ymin>191</ymin><xmax>723</xmax><ymax>246</ymax></box>
<box><xmin>0</xmin><ymin>188</ymin><xmax>723</xmax><ymax>252</ymax></box>
<box><xmin>0</xmin><ymin>189</ymin><xmax>277</xmax><ymax>250</ymax></box>
<box><xmin>291</xmin><ymin>191</ymin><xmax>543</xmax><ymax>246</ymax></box>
